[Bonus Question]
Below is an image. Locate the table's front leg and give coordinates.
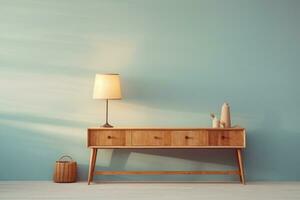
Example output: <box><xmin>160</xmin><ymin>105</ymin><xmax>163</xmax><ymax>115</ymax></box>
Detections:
<box><xmin>88</xmin><ymin>148</ymin><xmax>98</xmax><ymax>185</ymax></box>
<box><xmin>236</xmin><ymin>148</ymin><xmax>245</xmax><ymax>184</ymax></box>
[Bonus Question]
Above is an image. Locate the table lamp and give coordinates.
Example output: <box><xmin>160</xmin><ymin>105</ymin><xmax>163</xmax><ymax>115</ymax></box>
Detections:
<box><xmin>93</xmin><ymin>74</ymin><xmax>122</xmax><ymax>127</ymax></box>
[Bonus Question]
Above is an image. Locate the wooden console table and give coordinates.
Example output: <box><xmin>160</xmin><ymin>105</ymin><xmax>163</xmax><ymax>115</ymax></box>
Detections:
<box><xmin>87</xmin><ymin>128</ymin><xmax>246</xmax><ymax>184</ymax></box>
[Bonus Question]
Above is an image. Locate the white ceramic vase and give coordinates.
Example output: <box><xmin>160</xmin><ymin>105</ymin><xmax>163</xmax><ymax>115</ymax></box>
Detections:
<box><xmin>212</xmin><ymin>117</ymin><xmax>220</xmax><ymax>128</ymax></box>
<box><xmin>220</xmin><ymin>102</ymin><xmax>231</xmax><ymax>128</ymax></box>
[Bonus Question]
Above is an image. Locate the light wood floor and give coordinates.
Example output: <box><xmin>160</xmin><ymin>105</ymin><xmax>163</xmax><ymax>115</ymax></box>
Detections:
<box><xmin>0</xmin><ymin>181</ymin><xmax>299</xmax><ymax>200</ymax></box>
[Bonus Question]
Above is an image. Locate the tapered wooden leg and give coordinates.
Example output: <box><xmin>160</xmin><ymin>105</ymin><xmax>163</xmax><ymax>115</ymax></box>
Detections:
<box><xmin>88</xmin><ymin>148</ymin><xmax>97</xmax><ymax>185</ymax></box>
<box><xmin>91</xmin><ymin>149</ymin><xmax>98</xmax><ymax>182</ymax></box>
<box><xmin>236</xmin><ymin>148</ymin><xmax>245</xmax><ymax>184</ymax></box>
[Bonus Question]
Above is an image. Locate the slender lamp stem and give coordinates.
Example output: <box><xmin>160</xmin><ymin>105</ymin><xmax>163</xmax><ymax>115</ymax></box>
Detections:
<box><xmin>103</xmin><ymin>99</ymin><xmax>113</xmax><ymax>127</ymax></box>
<box><xmin>106</xmin><ymin>99</ymin><xmax>108</xmax><ymax>125</ymax></box>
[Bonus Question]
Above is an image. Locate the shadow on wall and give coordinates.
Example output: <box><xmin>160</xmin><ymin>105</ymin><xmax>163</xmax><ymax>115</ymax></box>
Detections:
<box><xmin>245</xmin><ymin>108</ymin><xmax>300</xmax><ymax>181</ymax></box>
<box><xmin>0</xmin><ymin>111</ymin><xmax>90</xmax><ymax>180</ymax></box>
<box><xmin>0</xmin><ymin>110</ymin><xmax>238</xmax><ymax>181</ymax></box>
<box><xmin>1</xmin><ymin>106</ymin><xmax>300</xmax><ymax>181</ymax></box>
<box><xmin>86</xmin><ymin>148</ymin><xmax>239</xmax><ymax>182</ymax></box>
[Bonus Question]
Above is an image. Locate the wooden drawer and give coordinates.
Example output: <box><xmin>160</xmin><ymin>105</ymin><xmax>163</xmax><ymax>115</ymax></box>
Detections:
<box><xmin>88</xmin><ymin>130</ymin><xmax>128</xmax><ymax>146</ymax></box>
<box><xmin>131</xmin><ymin>131</ymin><xmax>171</xmax><ymax>146</ymax></box>
<box><xmin>208</xmin><ymin>131</ymin><xmax>245</xmax><ymax>147</ymax></box>
<box><xmin>171</xmin><ymin>131</ymin><xmax>208</xmax><ymax>146</ymax></box>
<box><xmin>87</xmin><ymin>128</ymin><xmax>246</xmax><ymax>148</ymax></box>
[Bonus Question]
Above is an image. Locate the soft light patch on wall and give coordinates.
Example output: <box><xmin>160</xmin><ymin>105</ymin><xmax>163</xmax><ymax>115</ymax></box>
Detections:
<box><xmin>0</xmin><ymin>70</ymin><xmax>95</xmax><ymax>123</ymax></box>
<box><xmin>87</xmin><ymin>39</ymin><xmax>136</xmax><ymax>71</ymax></box>
<box><xmin>108</xmin><ymin>101</ymin><xmax>211</xmax><ymax>127</ymax></box>
<box><xmin>0</xmin><ymin>119</ymin><xmax>85</xmax><ymax>141</ymax></box>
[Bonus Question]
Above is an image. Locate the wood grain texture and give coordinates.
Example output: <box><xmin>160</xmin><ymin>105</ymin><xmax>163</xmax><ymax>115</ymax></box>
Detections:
<box><xmin>87</xmin><ymin>148</ymin><xmax>97</xmax><ymax>185</ymax></box>
<box><xmin>131</xmin><ymin>131</ymin><xmax>171</xmax><ymax>146</ymax></box>
<box><xmin>170</xmin><ymin>130</ymin><xmax>208</xmax><ymax>146</ymax></box>
<box><xmin>91</xmin><ymin>149</ymin><xmax>98</xmax><ymax>182</ymax></box>
<box><xmin>95</xmin><ymin>170</ymin><xmax>239</xmax><ymax>175</ymax></box>
<box><xmin>87</xmin><ymin>127</ymin><xmax>246</xmax><ymax>184</ymax></box>
<box><xmin>88</xmin><ymin>130</ymin><xmax>131</xmax><ymax>146</ymax></box>
<box><xmin>208</xmin><ymin>131</ymin><xmax>244</xmax><ymax>146</ymax></box>
<box><xmin>53</xmin><ymin>161</ymin><xmax>77</xmax><ymax>183</ymax></box>
<box><xmin>87</xmin><ymin>128</ymin><xmax>246</xmax><ymax>148</ymax></box>
<box><xmin>88</xmin><ymin>127</ymin><xmax>245</xmax><ymax>131</ymax></box>
<box><xmin>88</xmin><ymin>146</ymin><xmax>245</xmax><ymax>149</ymax></box>
<box><xmin>236</xmin><ymin>149</ymin><xmax>245</xmax><ymax>184</ymax></box>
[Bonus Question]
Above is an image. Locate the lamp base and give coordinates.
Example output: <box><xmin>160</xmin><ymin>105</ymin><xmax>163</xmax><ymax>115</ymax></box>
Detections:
<box><xmin>102</xmin><ymin>122</ymin><xmax>113</xmax><ymax>128</ymax></box>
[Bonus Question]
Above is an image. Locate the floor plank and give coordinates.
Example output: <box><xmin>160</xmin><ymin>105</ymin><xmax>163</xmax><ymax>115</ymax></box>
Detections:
<box><xmin>0</xmin><ymin>181</ymin><xmax>299</xmax><ymax>200</ymax></box>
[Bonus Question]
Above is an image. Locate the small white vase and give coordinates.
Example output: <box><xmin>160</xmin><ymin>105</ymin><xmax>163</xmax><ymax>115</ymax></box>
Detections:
<box><xmin>212</xmin><ymin>117</ymin><xmax>220</xmax><ymax>128</ymax></box>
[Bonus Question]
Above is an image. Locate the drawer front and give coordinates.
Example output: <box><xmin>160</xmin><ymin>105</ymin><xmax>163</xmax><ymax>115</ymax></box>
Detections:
<box><xmin>171</xmin><ymin>131</ymin><xmax>208</xmax><ymax>146</ymax></box>
<box><xmin>88</xmin><ymin>130</ymin><xmax>127</xmax><ymax>146</ymax></box>
<box><xmin>88</xmin><ymin>129</ymin><xmax>245</xmax><ymax>148</ymax></box>
<box><xmin>131</xmin><ymin>131</ymin><xmax>171</xmax><ymax>146</ymax></box>
<box><xmin>208</xmin><ymin>131</ymin><xmax>245</xmax><ymax>147</ymax></box>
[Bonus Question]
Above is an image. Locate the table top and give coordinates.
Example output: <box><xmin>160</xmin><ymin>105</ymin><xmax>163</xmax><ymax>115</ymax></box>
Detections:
<box><xmin>88</xmin><ymin>127</ymin><xmax>245</xmax><ymax>131</ymax></box>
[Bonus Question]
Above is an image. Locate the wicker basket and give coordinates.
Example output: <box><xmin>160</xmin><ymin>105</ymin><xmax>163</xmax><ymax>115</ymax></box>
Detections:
<box><xmin>53</xmin><ymin>155</ymin><xmax>77</xmax><ymax>183</ymax></box>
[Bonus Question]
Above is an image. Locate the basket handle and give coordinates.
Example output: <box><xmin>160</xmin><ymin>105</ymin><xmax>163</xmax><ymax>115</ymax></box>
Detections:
<box><xmin>58</xmin><ymin>155</ymin><xmax>73</xmax><ymax>161</ymax></box>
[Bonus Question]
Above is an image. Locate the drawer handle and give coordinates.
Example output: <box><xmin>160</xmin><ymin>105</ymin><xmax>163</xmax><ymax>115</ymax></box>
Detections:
<box><xmin>107</xmin><ymin>136</ymin><xmax>113</xmax><ymax>139</ymax></box>
<box><xmin>154</xmin><ymin>136</ymin><xmax>161</xmax><ymax>139</ymax></box>
<box><xmin>221</xmin><ymin>135</ymin><xmax>229</xmax><ymax>139</ymax></box>
<box><xmin>185</xmin><ymin>136</ymin><xmax>193</xmax><ymax>139</ymax></box>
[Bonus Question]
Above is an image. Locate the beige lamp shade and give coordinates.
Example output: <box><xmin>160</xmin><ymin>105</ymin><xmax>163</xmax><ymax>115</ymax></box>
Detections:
<box><xmin>93</xmin><ymin>74</ymin><xmax>122</xmax><ymax>99</ymax></box>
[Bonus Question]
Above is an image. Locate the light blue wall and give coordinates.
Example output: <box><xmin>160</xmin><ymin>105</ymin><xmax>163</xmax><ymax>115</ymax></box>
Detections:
<box><xmin>0</xmin><ymin>0</ymin><xmax>300</xmax><ymax>181</ymax></box>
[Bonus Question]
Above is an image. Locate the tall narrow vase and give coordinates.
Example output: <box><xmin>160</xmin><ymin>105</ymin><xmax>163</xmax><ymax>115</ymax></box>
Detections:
<box><xmin>220</xmin><ymin>103</ymin><xmax>231</xmax><ymax>128</ymax></box>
